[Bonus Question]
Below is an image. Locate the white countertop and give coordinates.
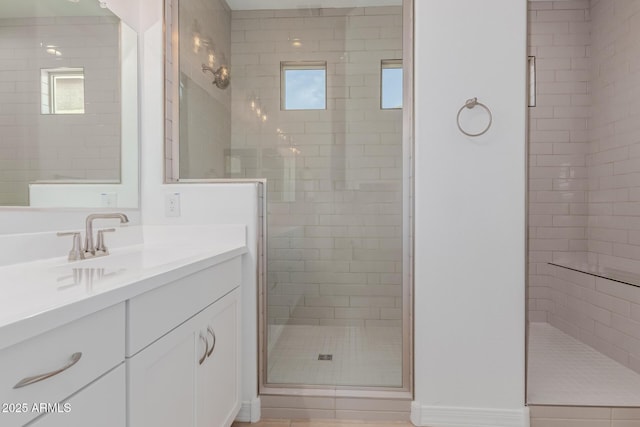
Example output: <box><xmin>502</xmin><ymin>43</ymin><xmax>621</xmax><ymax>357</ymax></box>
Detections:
<box><xmin>0</xmin><ymin>225</ymin><xmax>247</xmax><ymax>351</ymax></box>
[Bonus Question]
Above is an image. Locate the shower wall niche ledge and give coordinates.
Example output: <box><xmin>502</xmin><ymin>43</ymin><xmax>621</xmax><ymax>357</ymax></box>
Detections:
<box><xmin>549</xmin><ymin>262</ymin><xmax>640</xmax><ymax>290</ymax></box>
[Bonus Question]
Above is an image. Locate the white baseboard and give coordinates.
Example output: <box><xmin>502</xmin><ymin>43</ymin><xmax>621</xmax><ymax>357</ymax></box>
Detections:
<box><xmin>235</xmin><ymin>397</ymin><xmax>261</xmax><ymax>423</ymax></box>
<box><xmin>411</xmin><ymin>402</ymin><xmax>530</xmax><ymax>427</ymax></box>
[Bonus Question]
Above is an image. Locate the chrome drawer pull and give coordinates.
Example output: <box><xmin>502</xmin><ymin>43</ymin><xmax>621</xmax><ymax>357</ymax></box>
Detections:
<box><xmin>13</xmin><ymin>352</ymin><xmax>82</xmax><ymax>389</ymax></box>
<box><xmin>199</xmin><ymin>333</ymin><xmax>208</xmax><ymax>365</ymax></box>
<box><xmin>206</xmin><ymin>327</ymin><xmax>216</xmax><ymax>358</ymax></box>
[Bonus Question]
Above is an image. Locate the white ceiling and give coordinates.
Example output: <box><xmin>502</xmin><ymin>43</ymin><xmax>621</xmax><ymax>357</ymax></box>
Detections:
<box><xmin>0</xmin><ymin>0</ymin><xmax>114</xmax><ymax>18</ymax></box>
<box><xmin>226</xmin><ymin>0</ymin><xmax>402</xmax><ymax>10</ymax></box>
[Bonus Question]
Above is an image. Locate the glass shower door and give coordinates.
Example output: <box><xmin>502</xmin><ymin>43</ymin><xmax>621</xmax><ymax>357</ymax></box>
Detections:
<box><xmin>170</xmin><ymin>0</ymin><xmax>411</xmax><ymax>390</ymax></box>
<box><xmin>229</xmin><ymin>5</ymin><xmax>407</xmax><ymax>388</ymax></box>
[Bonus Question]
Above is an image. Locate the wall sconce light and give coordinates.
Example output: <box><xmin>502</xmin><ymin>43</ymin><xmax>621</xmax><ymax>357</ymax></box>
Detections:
<box><xmin>248</xmin><ymin>96</ymin><xmax>269</xmax><ymax>123</ymax></box>
<box><xmin>255</xmin><ymin>104</ymin><xmax>266</xmax><ymax>121</ymax></box>
<box><xmin>288</xmin><ymin>34</ymin><xmax>303</xmax><ymax>48</ymax></box>
<box><xmin>202</xmin><ymin>64</ymin><xmax>230</xmax><ymax>89</ymax></box>
<box><xmin>191</xmin><ymin>20</ymin><xmax>204</xmax><ymax>53</ymax></box>
<box><xmin>44</xmin><ymin>44</ymin><xmax>62</xmax><ymax>56</ymax></box>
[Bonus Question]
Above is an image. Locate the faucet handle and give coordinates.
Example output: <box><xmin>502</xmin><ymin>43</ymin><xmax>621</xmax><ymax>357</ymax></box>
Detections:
<box><xmin>95</xmin><ymin>228</ymin><xmax>116</xmax><ymax>255</ymax></box>
<box><xmin>57</xmin><ymin>232</ymin><xmax>85</xmax><ymax>261</ymax></box>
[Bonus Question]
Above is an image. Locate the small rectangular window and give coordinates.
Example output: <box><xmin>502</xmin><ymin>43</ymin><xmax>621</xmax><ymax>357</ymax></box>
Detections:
<box><xmin>281</xmin><ymin>61</ymin><xmax>326</xmax><ymax>110</ymax></box>
<box><xmin>381</xmin><ymin>60</ymin><xmax>403</xmax><ymax>110</ymax></box>
<box><xmin>41</xmin><ymin>67</ymin><xmax>85</xmax><ymax>115</ymax></box>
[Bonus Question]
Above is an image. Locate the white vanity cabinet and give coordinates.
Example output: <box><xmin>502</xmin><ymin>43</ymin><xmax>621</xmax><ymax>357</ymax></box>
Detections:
<box><xmin>0</xmin><ymin>232</ymin><xmax>246</xmax><ymax>427</ymax></box>
<box><xmin>29</xmin><ymin>365</ymin><xmax>126</xmax><ymax>427</ymax></box>
<box><xmin>0</xmin><ymin>303</ymin><xmax>125</xmax><ymax>427</ymax></box>
<box><xmin>196</xmin><ymin>291</ymin><xmax>240</xmax><ymax>427</ymax></box>
<box><xmin>127</xmin><ymin>257</ymin><xmax>242</xmax><ymax>427</ymax></box>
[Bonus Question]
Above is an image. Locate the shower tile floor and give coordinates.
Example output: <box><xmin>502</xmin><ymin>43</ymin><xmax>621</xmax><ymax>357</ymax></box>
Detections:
<box><xmin>267</xmin><ymin>325</ymin><xmax>402</xmax><ymax>387</ymax></box>
<box><xmin>528</xmin><ymin>322</ymin><xmax>640</xmax><ymax>406</ymax></box>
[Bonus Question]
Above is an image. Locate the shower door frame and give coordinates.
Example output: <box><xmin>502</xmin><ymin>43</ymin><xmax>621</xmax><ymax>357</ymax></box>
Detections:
<box><xmin>258</xmin><ymin>0</ymin><xmax>415</xmax><ymax>399</ymax></box>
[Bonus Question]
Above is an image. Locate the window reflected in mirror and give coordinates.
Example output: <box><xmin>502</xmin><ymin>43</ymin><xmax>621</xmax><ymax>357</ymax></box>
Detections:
<box><xmin>41</xmin><ymin>67</ymin><xmax>85</xmax><ymax>115</ymax></box>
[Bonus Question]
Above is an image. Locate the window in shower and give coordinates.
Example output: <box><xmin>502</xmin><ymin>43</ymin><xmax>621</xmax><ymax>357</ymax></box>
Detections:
<box><xmin>280</xmin><ymin>61</ymin><xmax>327</xmax><ymax>110</ymax></box>
<box><xmin>381</xmin><ymin>60</ymin><xmax>403</xmax><ymax>109</ymax></box>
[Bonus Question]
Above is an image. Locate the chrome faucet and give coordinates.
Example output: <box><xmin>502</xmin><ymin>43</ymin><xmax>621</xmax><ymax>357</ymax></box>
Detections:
<box><xmin>84</xmin><ymin>213</ymin><xmax>129</xmax><ymax>257</ymax></box>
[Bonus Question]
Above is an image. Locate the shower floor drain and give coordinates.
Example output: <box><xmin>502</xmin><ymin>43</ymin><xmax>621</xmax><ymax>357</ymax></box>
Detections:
<box><xmin>318</xmin><ymin>354</ymin><xmax>333</xmax><ymax>361</ymax></box>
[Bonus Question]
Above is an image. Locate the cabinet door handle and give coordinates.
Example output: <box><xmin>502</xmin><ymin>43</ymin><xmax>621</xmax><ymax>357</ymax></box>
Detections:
<box><xmin>199</xmin><ymin>333</ymin><xmax>208</xmax><ymax>365</ymax></box>
<box><xmin>13</xmin><ymin>352</ymin><xmax>82</xmax><ymax>389</ymax></box>
<box><xmin>206</xmin><ymin>327</ymin><xmax>216</xmax><ymax>358</ymax></box>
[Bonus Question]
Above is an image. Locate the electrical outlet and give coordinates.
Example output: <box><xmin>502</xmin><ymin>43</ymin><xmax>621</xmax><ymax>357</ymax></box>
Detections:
<box><xmin>165</xmin><ymin>193</ymin><xmax>181</xmax><ymax>217</ymax></box>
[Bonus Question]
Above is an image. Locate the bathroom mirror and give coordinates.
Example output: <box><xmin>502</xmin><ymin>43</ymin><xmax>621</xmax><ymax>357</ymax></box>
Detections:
<box><xmin>0</xmin><ymin>0</ymin><xmax>139</xmax><ymax>208</ymax></box>
<box><xmin>164</xmin><ymin>0</ymin><xmax>404</xmax><ymax>183</ymax></box>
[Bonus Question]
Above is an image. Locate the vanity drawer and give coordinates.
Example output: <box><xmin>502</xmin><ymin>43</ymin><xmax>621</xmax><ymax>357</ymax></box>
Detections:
<box><xmin>0</xmin><ymin>303</ymin><xmax>124</xmax><ymax>427</ymax></box>
<box><xmin>127</xmin><ymin>256</ymin><xmax>241</xmax><ymax>356</ymax></box>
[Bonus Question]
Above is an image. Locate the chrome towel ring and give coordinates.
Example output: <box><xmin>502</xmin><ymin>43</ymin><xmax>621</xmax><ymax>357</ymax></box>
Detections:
<box><xmin>456</xmin><ymin>97</ymin><xmax>492</xmax><ymax>137</ymax></box>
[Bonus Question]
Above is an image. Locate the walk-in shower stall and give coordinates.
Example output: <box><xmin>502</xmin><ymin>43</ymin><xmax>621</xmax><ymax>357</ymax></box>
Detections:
<box><xmin>165</xmin><ymin>0</ymin><xmax>413</xmax><ymax>398</ymax></box>
<box><xmin>527</xmin><ymin>0</ymin><xmax>640</xmax><ymax>409</ymax></box>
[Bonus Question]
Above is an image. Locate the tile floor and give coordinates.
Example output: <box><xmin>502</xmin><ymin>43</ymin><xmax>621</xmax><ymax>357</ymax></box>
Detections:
<box><xmin>529</xmin><ymin>405</ymin><xmax>640</xmax><ymax>427</ymax></box>
<box><xmin>527</xmin><ymin>322</ymin><xmax>640</xmax><ymax>406</ymax></box>
<box><xmin>233</xmin><ymin>421</ymin><xmax>414</xmax><ymax>427</ymax></box>
<box><xmin>267</xmin><ymin>325</ymin><xmax>402</xmax><ymax>387</ymax></box>
<box><xmin>251</xmin><ymin>322</ymin><xmax>640</xmax><ymax>426</ymax></box>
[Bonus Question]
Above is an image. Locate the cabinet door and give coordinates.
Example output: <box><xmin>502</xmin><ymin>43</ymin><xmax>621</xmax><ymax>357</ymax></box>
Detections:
<box><xmin>196</xmin><ymin>289</ymin><xmax>241</xmax><ymax>427</ymax></box>
<box><xmin>0</xmin><ymin>303</ymin><xmax>124</xmax><ymax>427</ymax></box>
<box><xmin>127</xmin><ymin>317</ymin><xmax>199</xmax><ymax>427</ymax></box>
<box><xmin>28</xmin><ymin>364</ymin><xmax>126</xmax><ymax>427</ymax></box>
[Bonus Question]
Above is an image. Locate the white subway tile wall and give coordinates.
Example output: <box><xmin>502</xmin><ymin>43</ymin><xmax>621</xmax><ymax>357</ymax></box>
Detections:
<box><xmin>528</xmin><ymin>0</ymin><xmax>591</xmax><ymax>322</ymax></box>
<box><xmin>176</xmin><ymin>0</ymin><xmax>232</xmax><ymax>179</ymax></box>
<box><xmin>587</xmin><ymin>0</ymin><xmax>640</xmax><ymax>273</ymax></box>
<box><xmin>164</xmin><ymin>0</ymin><xmax>176</xmax><ymax>182</ymax></box>
<box><xmin>229</xmin><ymin>7</ymin><xmax>403</xmax><ymax>327</ymax></box>
<box><xmin>0</xmin><ymin>17</ymin><xmax>121</xmax><ymax>205</ymax></box>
